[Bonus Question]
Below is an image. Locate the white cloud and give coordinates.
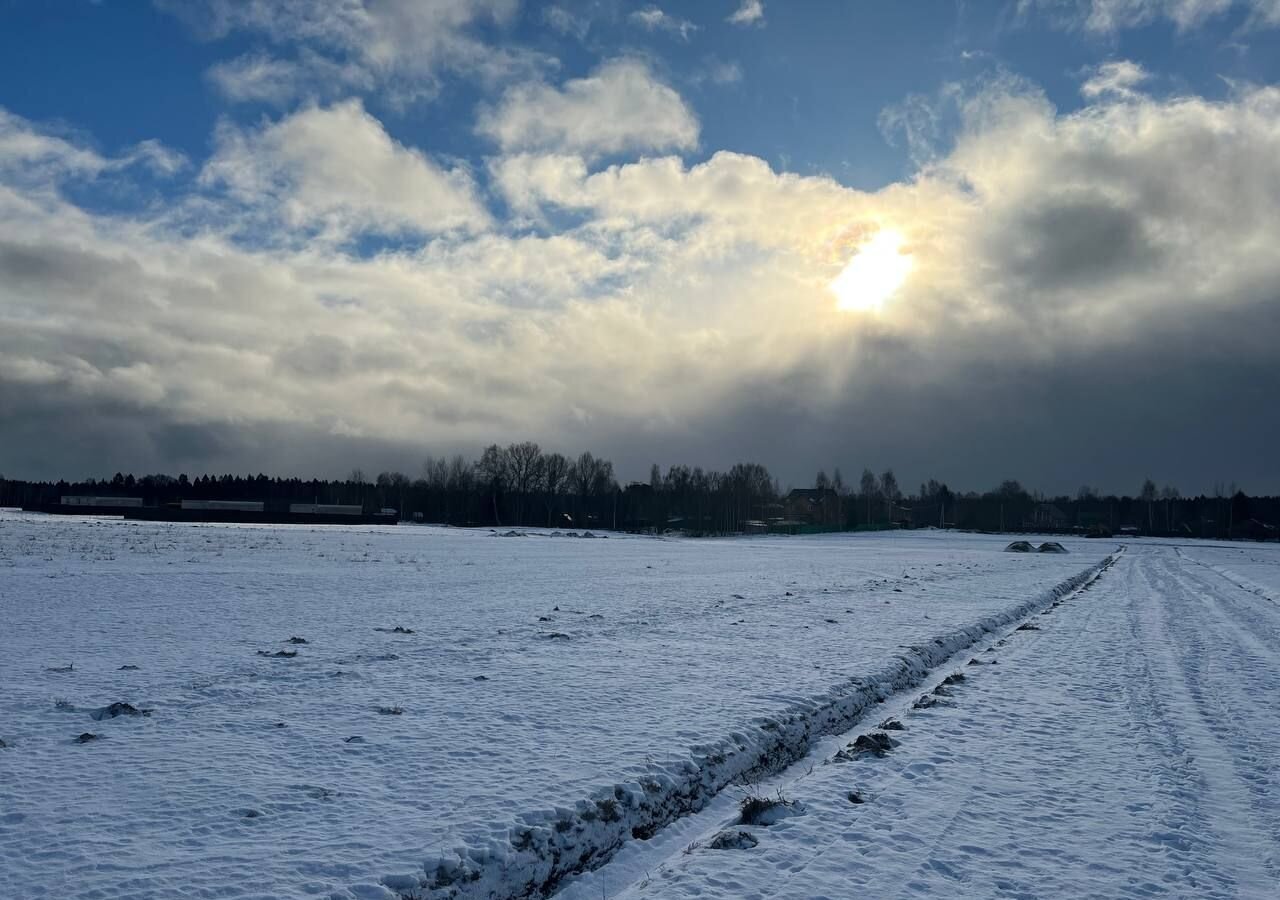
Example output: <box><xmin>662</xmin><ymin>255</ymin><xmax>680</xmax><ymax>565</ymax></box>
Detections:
<box><xmin>206</xmin><ymin>50</ymin><xmax>375</xmax><ymax>105</ymax></box>
<box><xmin>727</xmin><ymin>0</ymin><xmax>765</xmax><ymax>26</ymax></box>
<box><xmin>1020</xmin><ymin>0</ymin><xmax>1280</xmax><ymax>32</ymax></box>
<box><xmin>199</xmin><ymin>100</ymin><xmax>490</xmax><ymax>240</ymax></box>
<box><xmin>0</xmin><ymin>109</ymin><xmax>186</xmax><ymax>187</ymax></box>
<box><xmin>165</xmin><ymin>0</ymin><xmax>542</xmax><ymax>106</ymax></box>
<box><xmin>542</xmin><ymin>5</ymin><xmax>591</xmax><ymax>39</ymax></box>
<box><xmin>1081</xmin><ymin>60</ymin><xmax>1151</xmax><ymax>98</ymax></box>
<box><xmin>0</xmin><ymin>110</ymin><xmax>108</xmax><ymax>183</ymax></box>
<box><xmin>476</xmin><ymin>59</ymin><xmax>700</xmax><ymax>158</ymax></box>
<box><xmin>707</xmin><ymin>60</ymin><xmax>744</xmax><ymax>85</ymax></box>
<box><xmin>630</xmin><ymin>6</ymin><xmax>698</xmax><ymax>40</ymax></box>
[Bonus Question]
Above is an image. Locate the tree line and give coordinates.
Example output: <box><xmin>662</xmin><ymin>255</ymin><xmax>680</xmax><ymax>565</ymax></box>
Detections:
<box><xmin>1</xmin><ymin>446</ymin><xmax>1276</xmax><ymax>540</ymax></box>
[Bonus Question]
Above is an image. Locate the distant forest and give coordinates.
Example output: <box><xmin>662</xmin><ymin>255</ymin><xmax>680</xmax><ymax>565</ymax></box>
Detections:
<box><xmin>2</xmin><ymin>441</ymin><xmax>1277</xmax><ymax>540</ymax></box>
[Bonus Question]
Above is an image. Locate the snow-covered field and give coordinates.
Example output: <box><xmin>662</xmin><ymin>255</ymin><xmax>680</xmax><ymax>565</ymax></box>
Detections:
<box><xmin>0</xmin><ymin>512</ymin><xmax>1153</xmax><ymax>898</ymax></box>
<box><xmin>570</xmin><ymin>540</ymin><xmax>1280</xmax><ymax>900</ymax></box>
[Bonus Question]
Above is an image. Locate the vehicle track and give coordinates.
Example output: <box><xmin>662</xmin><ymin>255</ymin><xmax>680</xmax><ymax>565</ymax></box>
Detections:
<box><xmin>592</xmin><ymin>545</ymin><xmax>1280</xmax><ymax>900</ymax></box>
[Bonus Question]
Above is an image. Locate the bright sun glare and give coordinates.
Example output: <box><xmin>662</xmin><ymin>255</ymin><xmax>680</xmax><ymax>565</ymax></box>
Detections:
<box><xmin>829</xmin><ymin>229</ymin><xmax>913</xmax><ymax>312</ymax></box>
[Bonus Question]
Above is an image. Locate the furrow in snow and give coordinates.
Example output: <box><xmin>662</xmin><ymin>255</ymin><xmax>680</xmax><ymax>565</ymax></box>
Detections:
<box><xmin>388</xmin><ymin>552</ymin><xmax>1120</xmax><ymax>900</ymax></box>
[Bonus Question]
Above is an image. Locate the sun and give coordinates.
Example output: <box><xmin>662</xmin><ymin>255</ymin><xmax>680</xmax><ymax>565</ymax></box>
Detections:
<box><xmin>829</xmin><ymin>229</ymin><xmax>913</xmax><ymax>312</ymax></box>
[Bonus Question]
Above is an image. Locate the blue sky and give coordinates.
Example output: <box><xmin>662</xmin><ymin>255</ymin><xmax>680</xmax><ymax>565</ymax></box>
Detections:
<box><xmin>6</xmin><ymin>2</ymin><xmax>1279</xmax><ymax>198</ymax></box>
<box><xmin>2</xmin><ymin>1</ymin><xmax>1280</xmax><ymax>492</ymax></box>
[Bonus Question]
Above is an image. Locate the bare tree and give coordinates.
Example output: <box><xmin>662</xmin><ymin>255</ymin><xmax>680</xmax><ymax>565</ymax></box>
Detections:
<box><xmin>1161</xmin><ymin>484</ymin><xmax>1180</xmax><ymax>532</ymax></box>
<box><xmin>860</xmin><ymin>468</ymin><xmax>878</xmax><ymax>525</ymax></box>
<box><xmin>540</xmin><ymin>452</ymin><xmax>571</xmax><ymax>526</ymax></box>
<box><xmin>572</xmin><ymin>452</ymin><xmax>615</xmax><ymax>497</ymax></box>
<box><xmin>881</xmin><ymin>469</ymin><xmax>900</xmax><ymax>524</ymax></box>
<box><xmin>504</xmin><ymin>442</ymin><xmax>543</xmax><ymax>525</ymax></box>
<box><xmin>446</xmin><ymin>455</ymin><xmax>474</xmax><ymax>492</ymax></box>
<box><xmin>1140</xmin><ymin>478</ymin><xmax>1158</xmax><ymax>533</ymax></box>
<box><xmin>478</xmin><ymin>444</ymin><xmax>508</xmax><ymax>525</ymax></box>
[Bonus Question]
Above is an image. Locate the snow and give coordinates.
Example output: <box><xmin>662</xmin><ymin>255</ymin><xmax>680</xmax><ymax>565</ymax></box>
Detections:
<box><xmin>562</xmin><ymin>541</ymin><xmax>1280</xmax><ymax>900</ymax></box>
<box><xmin>0</xmin><ymin>511</ymin><xmax>1151</xmax><ymax>899</ymax></box>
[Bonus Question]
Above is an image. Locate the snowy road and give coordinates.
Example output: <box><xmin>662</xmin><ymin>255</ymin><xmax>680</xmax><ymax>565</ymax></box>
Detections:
<box><xmin>570</xmin><ymin>544</ymin><xmax>1280</xmax><ymax>900</ymax></box>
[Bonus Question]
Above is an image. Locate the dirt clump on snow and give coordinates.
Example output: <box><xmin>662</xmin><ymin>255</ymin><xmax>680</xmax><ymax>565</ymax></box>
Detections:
<box><xmin>708</xmin><ymin>829</ymin><xmax>759</xmax><ymax>850</ymax></box>
<box><xmin>75</xmin><ymin>732</ymin><xmax>98</xmax><ymax>743</ymax></box>
<box><xmin>738</xmin><ymin>793</ymin><xmax>804</xmax><ymax>826</ymax></box>
<box><xmin>835</xmin><ymin>732</ymin><xmax>896</xmax><ymax>761</ymax></box>
<box><xmin>90</xmin><ymin>702</ymin><xmax>152</xmax><ymax>721</ymax></box>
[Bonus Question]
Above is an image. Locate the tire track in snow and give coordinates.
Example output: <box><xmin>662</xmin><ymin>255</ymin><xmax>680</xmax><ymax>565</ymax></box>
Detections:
<box><xmin>396</xmin><ymin>556</ymin><xmax>1118</xmax><ymax>900</ymax></box>
<box><xmin>560</xmin><ymin>552</ymin><xmax>1126</xmax><ymax>900</ymax></box>
<box><xmin>595</xmin><ymin>545</ymin><xmax>1277</xmax><ymax>900</ymax></box>
<box><xmin>1131</xmin><ymin>548</ymin><xmax>1280</xmax><ymax>891</ymax></box>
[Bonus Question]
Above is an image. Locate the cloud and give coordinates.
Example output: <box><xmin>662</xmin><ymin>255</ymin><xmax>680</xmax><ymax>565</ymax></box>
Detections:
<box><xmin>476</xmin><ymin>59</ymin><xmax>700</xmax><ymax>158</ymax></box>
<box><xmin>206</xmin><ymin>50</ymin><xmax>375</xmax><ymax>105</ymax></box>
<box><xmin>630</xmin><ymin>6</ymin><xmax>698</xmax><ymax>40</ymax></box>
<box><xmin>199</xmin><ymin>99</ymin><xmax>490</xmax><ymax>241</ymax></box>
<box><xmin>1080</xmin><ymin>60</ymin><xmax>1151</xmax><ymax>98</ymax></box>
<box><xmin>0</xmin><ymin>109</ymin><xmax>186</xmax><ymax>189</ymax></box>
<box><xmin>163</xmin><ymin>0</ymin><xmax>542</xmax><ymax>106</ymax></box>
<box><xmin>727</xmin><ymin>0</ymin><xmax>765</xmax><ymax>26</ymax></box>
<box><xmin>542</xmin><ymin>5</ymin><xmax>591</xmax><ymax>39</ymax></box>
<box><xmin>706</xmin><ymin>60</ymin><xmax>744</xmax><ymax>84</ymax></box>
<box><xmin>1019</xmin><ymin>0</ymin><xmax>1280</xmax><ymax>32</ymax></box>
<box><xmin>5</xmin><ymin>74</ymin><xmax>1280</xmax><ymax>491</ymax></box>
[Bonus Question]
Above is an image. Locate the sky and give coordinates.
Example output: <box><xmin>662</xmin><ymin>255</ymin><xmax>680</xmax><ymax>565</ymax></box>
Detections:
<box><xmin>1</xmin><ymin>0</ymin><xmax>1279</xmax><ymax>495</ymax></box>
